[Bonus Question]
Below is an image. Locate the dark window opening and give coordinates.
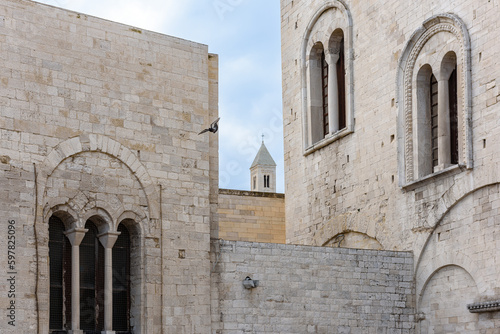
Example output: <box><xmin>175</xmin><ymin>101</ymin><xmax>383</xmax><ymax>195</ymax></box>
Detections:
<box><xmin>49</xmin><ymin>216</ymin><xmax>72</xmax><ymax>333</ymax></box>
<box><xmin>263</xmin><ymin>175</ymin><xmax>270</xmax><ymax>188</ymax></box>
<box><xmin>449</xmin><ymin>67</ymin><xmax>458</xmax><ymax>164</ymax></box>
<box><xmin>337</xmin><ymin>37</ymin><xmax>346</xmax><ymax>130</ymax></box>
<box><xmin>321</xmin><ymin>50</ymin><xmax>329</xmax><ymax>136</ymax></box>
<box><xmin>430</xmin><ymin>74</ymin><xmax>439</xmax><ymax>168</ymax></box>
<box><xmin>80</xmin><ymin>221</ymin><xmax>105</xmax><ymax>333</ymax></box>
<box><xmin>113</xmin><ymin>224</ymin><xmax>131</xmax><ymax>333</ymax></box>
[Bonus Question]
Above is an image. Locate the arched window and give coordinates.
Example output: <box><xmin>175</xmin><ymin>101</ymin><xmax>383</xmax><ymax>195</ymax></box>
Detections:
<box><xmin>308</xmin><ymin>42</ymin><xmax>328</xmax><ymax>143</ymax></box>
<box><xmin>307</xmin><ymin>32</ymin><xmax>347</xmax><ymax>146</ymax></box>
<box><xmin>301</xmin><ymin>3</ymin><xmax>353</xmax><ymax>154</ymax></box>
<box><xmin>49</xmin><ymin>216</ymin><xmax>135</xmax><ymax>333</ymax></box>
<box><xmin>113</xmin><ymin>223</ymin><xmax>131</xmax><ymax>333</ymax></box>
<box><xmin>397</xmin><ymin>14</ymin><xmax>472</xmax><ymax>186</ymax></box>
<box><xmin>321</xmin><ymin>49</ymin><xmax>329</xmax><ymax>136</ymax></box>
<box><xmin>49</xmin><ymin>216</ymin><xmax>71</xmax><ymax>332</ymax></box>
<box><xmin>446</xmin><ymin>56</ymin><xmax>458</xmax><ymax>166</ymax></box>
<box><xmin>414</xmin><ymin>55</ymin><xmax>459</xmax><ymax>179</ymax></box>
<box><xmin>430</xmin><ymin>73</ymin><xmax>439</xmax><ymax>169</ymax></box>
<box><xmin>80</xmin><ymin>221</ymin><xmax>105</xmax><ymax>331</ymax></box>
<box><xmin>263</xmin><ymin>175</ymin><xmax>270</xmax><ymax>188</ymax></box>
<box><xmin>328</xmin><ymin>29</ymin><xmax>346</xmax><ymax>132</ymax></box>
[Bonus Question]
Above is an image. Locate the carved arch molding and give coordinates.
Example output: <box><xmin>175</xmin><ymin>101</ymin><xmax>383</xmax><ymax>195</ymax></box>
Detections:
<box><xmin>39</xmin><ymin>134</ymin><xmax>160</xmax><ymax>223</ymax></box>
<box><xmin>397</xmin><ymin>14</ymin><xmax>472</xmax><ymax>185</ymax></box>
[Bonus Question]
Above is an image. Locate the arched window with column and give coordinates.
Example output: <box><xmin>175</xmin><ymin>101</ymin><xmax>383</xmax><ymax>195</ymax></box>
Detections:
<box><xmin>445</xmin><ymin>53</ymin><xmax>459</xmax><ymax>166</ymax></box>
<box><xmin>48</xmin><ymin>213</ymin><xmax>137</xmax><ymax>334</ymax></box>
<box><xmin>307</xmin><ymin>42</ymin><xmax>328</xmax><ymax>143</ymax></box>
<box><xmin>307</xmin><ymin>32</ymin><xmax>347</xmax><ymax>145</ymax></box>
<box><xmin>80</xmin><ymin>220</ymin><xmax>105</xmax><ymax>332</ymax></box>
<box><xmin>414</xmin><ymin>64</ymin><xmax>435</xmax><ymax>178</ymax></box>
<box><xmin>301</xmin><ymin>3</ymin><xmax>353</xmax><ymax>154</ymax></box>
<box><xmin>414</xmin><ymin>54</ymin><xmax>459</xmax><ymax>179</ymax></box>
<box><xmin>397</xmin><ymin>14</ymin><xmax>472</xmax><ymax>186</ymax></box>
<box><xmin>113</xmin><ymin>223</ymin><xmax>131</xmax><ymax>333</ymax></box>
<box><xmin>327</xmin><ymin>29</ymin><xmax>346</xmax><ymax>133</ymax></box>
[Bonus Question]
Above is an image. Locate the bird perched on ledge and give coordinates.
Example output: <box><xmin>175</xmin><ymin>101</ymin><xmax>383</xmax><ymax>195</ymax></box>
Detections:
<box><xmin>198</xmin><ymin>117</ymin><xmax>220</xmax><ymax>134</ymax></box>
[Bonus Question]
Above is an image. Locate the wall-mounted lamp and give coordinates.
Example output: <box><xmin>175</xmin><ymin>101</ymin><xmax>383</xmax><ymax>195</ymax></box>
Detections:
<box><xmin>243</xmin><ymin>276</ymin><xmax>259</xmax><ymax>289</ymax></box>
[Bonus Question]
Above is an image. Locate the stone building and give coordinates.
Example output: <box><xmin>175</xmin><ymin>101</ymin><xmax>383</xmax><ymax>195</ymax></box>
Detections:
<box><xmin>0</xmin><ymin>0</ymin><xmax>219</xmax><ymax>332</ymax></box>
<box><xmin>0</xmin><ymin>0</ymin><xmax>498</xmax><ymax>333</ymax></box>
<box><xmin>281</xmin><ymin>0</ymin><xmax>500</xmax><ymax>332</ymax></box>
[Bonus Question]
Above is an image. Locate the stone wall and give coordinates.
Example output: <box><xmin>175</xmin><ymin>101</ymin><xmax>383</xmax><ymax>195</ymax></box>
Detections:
<box><xmin>218</xmin><ymin>189</ymin><xmax>285</xmax><ymax>243</ymax></box>
<box><xmin>415</xmin><ymin>183</ymin><xmax>500</xmax><ymax>333</ymax></box>
<box><xmin>211</xmin><ymin>240</ymin><xmax>415</xmax><ymax>333</ymax></box>
<box><xmin>0</xmin><ymin>0</ymin><xmax>217</xmax><ymax>332</ymax></box>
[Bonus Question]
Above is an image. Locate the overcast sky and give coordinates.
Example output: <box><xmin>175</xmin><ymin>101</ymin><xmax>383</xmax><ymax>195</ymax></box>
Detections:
<box><xmin>35</xmin><ymin>0</ymin><xmax>284</xmax><ymax>193</ymax></box>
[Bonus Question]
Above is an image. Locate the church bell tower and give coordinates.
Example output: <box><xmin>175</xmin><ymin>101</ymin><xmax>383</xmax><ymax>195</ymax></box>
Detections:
<box><xmin>250</xmin><ymin>141</ymin><xmax>277</xmax><ymax>193</ymax></box>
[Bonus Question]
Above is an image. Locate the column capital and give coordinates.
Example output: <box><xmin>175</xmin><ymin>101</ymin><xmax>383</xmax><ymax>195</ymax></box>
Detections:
<box><xmin>98</xmin><ymin>231</ymin><xmax>121</xmax><ymax>249</ymax></box>
<box><xmin>436</xmin><ymin>67</ymin><xmax>455</xmax><ymax>82</ymax></box>
<box><xmin>324</xmin><ymin>51</ymin><xmax>340</xmax><ymax>65</ymax></box>
<box><xmin>64</xmin><ymin>228</ymin><xmax>88</xmax><ymax>246</ymax></box>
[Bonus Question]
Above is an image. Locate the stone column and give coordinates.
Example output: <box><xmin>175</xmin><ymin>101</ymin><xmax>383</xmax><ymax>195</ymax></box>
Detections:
<box><xmin>437</xmin><ymin>77</ymin><xmax>451</xmax><ymax>170</ymax></box>
<box><xmin>64</xmin><ymin>227</ymin><xmax>88</xmax><ymax>334</ymax></box>
<box><xmin>98</xmin><ymin>231</ymin><xmax>121</xmax><ymax>334</ymax></box>
<box><xmin>325</xmin><ymin>51</ymin><xmax>340</xmax><ymax>134</ymax></box>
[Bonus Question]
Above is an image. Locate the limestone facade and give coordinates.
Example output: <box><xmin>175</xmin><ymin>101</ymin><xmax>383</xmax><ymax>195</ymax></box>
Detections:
<box><xmin>217</xmin><ymin>189</ymin><xmax>285</xmax><ymax>244</ymax></box>
<box><xmin>211</xmin><ymin>240</ymin><xmax>414</xmax><ymax>333</ymax></box>
<box><xmin>0</xmin><ymin>0</ymin><xmax>218</xmax><ymax>332</ymax></box>
<box><xmin>281</xmin><ymin>0</ymin><xmax>500</xmax><ymax>331</ymax></box>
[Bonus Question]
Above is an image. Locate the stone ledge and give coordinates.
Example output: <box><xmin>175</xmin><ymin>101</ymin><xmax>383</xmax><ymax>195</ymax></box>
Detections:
<box><xmin>219</xmin><ymin>188</ymin><xmax>284</xmax><ymax>199</ymax></box>
<box><xmin>303</xmin><ymin>128</ymin><xmax>353</xmax><ymax>156</ymax></box>
<box><xmin>401</xmin><ymin>164</ymin><xmax>466</xmax><ymax>190</ymax></box>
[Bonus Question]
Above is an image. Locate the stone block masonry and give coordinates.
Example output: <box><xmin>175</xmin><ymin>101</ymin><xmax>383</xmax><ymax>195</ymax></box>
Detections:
<box><xmin>218</xmin><ymin>189</ymin><xmax>285</xmax><ymax>244</ymax></box>
<box><xmin>211</xmin><ymin>240</ymin><xmax>415</xmax><ymax>333</ymax></box>
<box><xmin>0</xmin><ymin>0</ymin><xmax>218</xmax><ymax>332</ymax></box>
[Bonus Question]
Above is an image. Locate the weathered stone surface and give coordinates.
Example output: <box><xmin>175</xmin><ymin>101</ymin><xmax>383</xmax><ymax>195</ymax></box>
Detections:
<box><xmin>0</xmin><ymin>0</ymin><xmax>217</xmax><ymax>332</ymax></box>
<box><xmin>211</xmin><ymin>240</ymin><xmax>415</xmax><ymax>333</ymax></box>
<box><xmin>218</xmin><ymin>189</ymin><xmax>285</xmax><ymax>244</ymax></box>
<box><xmin>281</xmin><ymin>0</ymin><xmax>500</xmax><ymax>331</ymax></box>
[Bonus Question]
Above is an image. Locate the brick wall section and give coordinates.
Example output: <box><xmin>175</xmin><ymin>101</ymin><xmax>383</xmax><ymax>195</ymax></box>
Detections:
<box><xmin>211</xmin><ymin>240</ymin><xmax>415</xmax><ymax>333</ymax></box>
<box><xmin>217</xmin><ymin>189</ymin><xmax>285</xmax><ymax>243</ymax></box>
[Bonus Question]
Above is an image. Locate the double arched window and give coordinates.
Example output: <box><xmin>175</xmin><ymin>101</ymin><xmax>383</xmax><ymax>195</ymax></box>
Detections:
<box><xmin>414</xmin><ymin>52</ymin><xmax>458</xmax><ymax>178</ymax></box>
<box><xmin>264</xmin><ymin>175</ymin><xmax>270</xmax><ymax>188</ymax></box>
<box><xmin>301</xmin><ymin>2</ymin><xmax>353</xmax><ymax>155</ymax></box>
<box><xmin>397</xmin><ymin>14</ymin><xmax>472</xmax><ymax>186</ymax></box>
<box><xmin>307</xmin><ymin>30</ymin><xmax>346</xmax><ymax>142</ymax></box>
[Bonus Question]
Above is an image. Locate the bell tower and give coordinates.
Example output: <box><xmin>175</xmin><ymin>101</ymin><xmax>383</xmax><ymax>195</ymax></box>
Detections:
<box><xmin>250</xmin><ymin>140</ymin><xmax>276</xmax><ymax>192</ymax></box>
